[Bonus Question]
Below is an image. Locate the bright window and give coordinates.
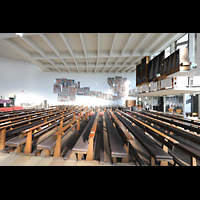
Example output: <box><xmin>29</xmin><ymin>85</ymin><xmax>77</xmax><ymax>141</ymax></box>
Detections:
<box><xmin>175</xmin><ymin>33</ymin><xmax>188</xmax><ymax>50</ymax></box>
<box><xmin>165</xmin><ymin>46</ymin><xmax>171</xmax><ymax>58</ymax></box>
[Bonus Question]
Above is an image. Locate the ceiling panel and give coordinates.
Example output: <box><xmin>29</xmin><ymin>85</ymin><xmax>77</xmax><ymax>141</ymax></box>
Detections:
<box><xmin>64</xmin><ymin>33</ymin><xmax>83</xmax><ymax>53</ymax></box>
<box><xmin>46</xmin><ymin>33</ymin><xmax>70</xmax><ymax>52</ymax></box>
<box><xmin>100</xmin><ymin>33</ymin><xmax>115</xmax><ymax>52</ymax></box>
<box><xmin>28</xmin><ymin>34</ymin><xmax>53</xmax><ymax>52</ymax></box>
<box><xmin>0</xmin><ymin>33</ymin><xmax>185</xmax><ymax>73</ymax></box>
<box><xmin>11</xmin><ymin>37</ymin><xmax>37</xmax><ymax>53</ymax></box>
<box><xmin>112</xmin><ymin>33</ymin><xmax>130</xmax><ymax>53</ymax></box>
<box><xmin>83</xmin><ymin>33</ymin><xmax>97</xmax><ymax>53</ymax></box>
<box><xmin>124</xmin><ymin>33</ymin><xmax>145</xmax><ymax>53</ymax></box>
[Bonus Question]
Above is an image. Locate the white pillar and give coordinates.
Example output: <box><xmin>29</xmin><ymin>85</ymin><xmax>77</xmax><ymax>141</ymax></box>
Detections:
<box><xmin>189</xmin><ymin>33</ymin><xmax>195</xmax><ymax>64</ymax></box>
<box><xmin>196</xmin><ymin>33</ymin><xmax>200</xmax><ymax>75</ymax></box>
<box><xmin>163</xmin><ymin>95</ymin><xmax>166</xmax><ymax>114</ymax></box>
<box><xmin>151</xmin><ymin>96</ymin><xmax>153</xmax><ymax>110</ymax></box>
<box><xmin>183</xmin><ymin>93</ymin><xmax>186</xmax><ymax>118</ymax></box>
<box><xmin>170</xmin><ymin>41</ymin><xmax>175</xmax><ymax>54</ymax></box>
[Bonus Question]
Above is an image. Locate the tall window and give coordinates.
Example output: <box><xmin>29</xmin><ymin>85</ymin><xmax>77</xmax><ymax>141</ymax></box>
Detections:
<box><xmin>175</xmin><ymin>33</ymin><xmax>189</xmax><ymax>50</ymax></box>
<box><xmin>165</xmin><ymin>46</ymin><xmax>171</xmax><ymax>58</ymax></box>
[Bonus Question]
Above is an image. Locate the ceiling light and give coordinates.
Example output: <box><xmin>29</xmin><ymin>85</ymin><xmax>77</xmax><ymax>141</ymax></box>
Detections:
<box><xmin>15</xmin><ymin>33</ymin><xmax>23</xmax><ymax>37</ymax></box>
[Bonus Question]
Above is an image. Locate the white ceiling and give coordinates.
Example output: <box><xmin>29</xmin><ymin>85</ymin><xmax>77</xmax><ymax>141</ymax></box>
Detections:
<box><xmin>0</xmin><ymin>33</ymin><xmax>185</xmax><ymax>73</ymax></box>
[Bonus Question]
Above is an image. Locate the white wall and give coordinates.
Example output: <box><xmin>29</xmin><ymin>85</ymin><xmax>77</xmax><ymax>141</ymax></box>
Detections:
<box><xmin>0</xmin><ymin>57</ymin><xmax>136</xmax><ymax>107</ymax></box>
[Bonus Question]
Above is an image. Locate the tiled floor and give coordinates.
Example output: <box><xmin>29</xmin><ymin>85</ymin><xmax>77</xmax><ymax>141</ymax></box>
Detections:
<box><xmin>0</xmin><ymin>152</ymin><xmax>134</xmax><ymax>166</ymax></box>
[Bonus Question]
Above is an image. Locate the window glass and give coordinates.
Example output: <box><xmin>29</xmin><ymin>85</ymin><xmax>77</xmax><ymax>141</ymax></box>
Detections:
<box><xmin>175</xmin><ymin>33</ymin><xmax>188</xmax><ymax>50</ymax></box>
<box><xmin>176</xmin><ymin>34</ymin><xmax>188</xmax><ymax>44</ymax></box>
<box><xmin>165</xmin><ymin>46</ymin><xmax>171</xmax><ymax>58</ymax></box>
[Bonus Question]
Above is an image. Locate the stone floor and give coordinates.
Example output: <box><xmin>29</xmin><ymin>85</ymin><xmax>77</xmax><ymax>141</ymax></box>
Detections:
<box><xmin>0</xmin><ymin>152</ymin><xmax>135</xmax><ymax>166</ymax></box>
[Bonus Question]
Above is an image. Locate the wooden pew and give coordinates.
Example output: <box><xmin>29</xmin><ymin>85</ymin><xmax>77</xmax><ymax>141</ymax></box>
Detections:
<box><xmin>108</xmin><ymin>109</ymin><xmax>133</xmax><ymax>163</ymax></box>
<box><xmin>0</xmin><ymin>107</ymin><xmax>74</xmax><ymax>150</ymax></box>
<box><xmin>146</xmin><ymin>110</ymin><xmax>200</xmax><ymax>126</ymax></box>
<box><xmin>4</xmin><ymin>107</ymin><xmax>84</xmax><ymax>154</ymax></box>
<box><xmin>99</xmin><ymin>115</ymin><xmax>104</xmax><ymax>164</ymax></box>
<box><xmin>0</xmin><ymin>107</ymin><xmax>66</xmax><ymax>125</ymax></box>
<box><xmin>104</xmin><ymin>111</ymin><xmax>127</xmax><ymax>163</ymax></box>
<box><xmin>36</xmin><ymin>122</ymin><xmax>77</xmax><ymax>157</ymax></box>
<box><xmin>0</xmin><ymin>108</ymin><xmax>55</xmax><ymax>121</ymax></box>
<box><xmin>138</xmin><ymin>110</ymin><xmax>200</xmax><ymax>145</ymax></box>
<box><xmin>115</xmin><ymin>111</ymin><xmax>173</xmax><ymax>166</ymax></box>
<box><xmin>47</xmin><ymin>108</ymin><xmax>92</xmax><ymax>158</ymax></box>
<box><xmin>141</xmin><ymin>110</ymin><xmax>200</xmax><ymax>134</ymax></box>
<box><xmin>130</xmin><ymin>111</ymin><xmax>200</xmax><ymax>166</ymax></box>
<box><xmin>121</xmin><ymin>110</ymin><xmax>179</xmax><ymax>151</ymax></box>
<box><xmin>71</xmin><ymin>110</ymin><xmax>99</xmax><ymax>161</ymax></box>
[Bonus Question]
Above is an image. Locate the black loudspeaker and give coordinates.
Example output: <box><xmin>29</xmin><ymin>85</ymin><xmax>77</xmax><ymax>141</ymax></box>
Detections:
<box><xmin>156</xmin><ymin>97</ymin><xmax>164</xmax><ymax>112</ymax></box>
<box><xmin>9</xmin><ymin>98</ymin><xmax>15</xmax><ymax>106</ymax></box>
<box><xmin>191</xmin><ymin>95</ymin><xmax>198</xmax><ymax>113</ymax></box>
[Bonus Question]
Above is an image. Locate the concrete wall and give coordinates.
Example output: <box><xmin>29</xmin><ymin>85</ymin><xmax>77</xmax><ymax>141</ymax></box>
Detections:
<box><xmin>0</xmin><ymin>56</ymin><xmax>136</xmax><ymax>107</ymax></box>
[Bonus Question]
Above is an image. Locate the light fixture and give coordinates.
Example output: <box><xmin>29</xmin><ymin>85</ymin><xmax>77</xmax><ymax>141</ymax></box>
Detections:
<box><xmin>15</xmin><ymin>33</ymin><xmax>23</xmax><ymax>37</ymax></box>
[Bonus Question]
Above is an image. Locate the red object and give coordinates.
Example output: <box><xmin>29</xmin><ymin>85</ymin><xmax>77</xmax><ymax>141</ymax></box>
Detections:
<box><xmin>89</xmin><ymin>111</ymin><xmax>104</xmax><ymax>116</ymax></box>
<box><xmin>0</xmin><ymin>106</ymin><xmax>24</xmax><ymax>112</ymax></box>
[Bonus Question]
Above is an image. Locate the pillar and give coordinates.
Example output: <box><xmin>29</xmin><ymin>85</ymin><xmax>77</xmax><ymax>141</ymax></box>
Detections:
<box><xmin>196</xmin><ymin>33</ymin><xmax>200</xmax><ymax>76</ymax></box>
<box><xmin>183</xmin><ymin>93</ymin><xmax>186</xmax><ymax>118</ymax></box>
<box><xmin>163</xmin><ymin>95</ymin><xmax>166</xmax><ymax>114</ymax></box>
<box><xmin>189</xmin><ymin>33</ymin><xmax>195</xmax><ymax>65</ymax></box>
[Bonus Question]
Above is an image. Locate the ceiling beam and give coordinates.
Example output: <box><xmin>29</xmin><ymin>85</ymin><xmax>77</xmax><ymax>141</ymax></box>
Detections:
<box><xmin>151</xmin><ymin>33</ymin><xmax>185</xmax><ymax>55</ymax></box>
<box><xmin>131</xmin><ymin>33</ymin><xmax>151</xmax><ymax>55</ymax></box>
<box><xmin>94</xmin><ymin>33</ymin><xmax>101</xmax><ymax>73</ymax></box>
<box><xmin>102</xmin><ymin>33</ymin><xmax>118</xmax><ymax>73</ymax></box>
<box><xmin>120</xmin><ymin>56</ymin><xmax>142</xmax><ymax>73</ymax></box>
<box><xmin>115</xmin><ymin>33</ymin><xmax>149</xmax><ymax>73</ymax></box>
<box><xmin>39</xmin><ymin>34</ymin><xmax>70</xmax><ymax>72</ymax></box>
<box><xmin>21</xmin><ymin>36</ymin><xmax>46</xmax><ymax>58</ymax></box>
<box><xmin>110</xmin><ymin>33</ymin><xmax>136</xmax><ymax>73</ymax></box>
<box><xmin>59</xmin><ymin>33</ymin><xmax>79</xmax><ymax>73</ymax></box>
<box><xmin>39</xmin><ymin>34</ymin><xmax>63</xmax><ymax>73</ymax></box>
<box><xmin>121</xmin><ymin>33</ymin><xmax>135</xmax><ymax>55</ymax></box>
<box><xmin>32</xmin><ymin>50</ymin><xmax>142</xmax><ymax>60</ymax></box>
<box><xmin>20</xmin><ymin>36</ymin><xmax>66</xmax><ymax>72</ymax></box>
<box><xmin>142</xmin><ymin>33</ymin><xmax>167</xmax><ymax>55</ymax></box>
<box><xmin>0</xmin><ymin>38</ymin><xmax>50</xmax><ymax>72</ymax></box>
<box><xmin>127</xmin><ymin>66</ymin><xmax>136</xmax><ymax>73</ymax></box>
<box><xmin>43</xmin><ymin>62</ymin><xmax>130</xmax><ymax>68</ymax></box>
<box><xmin>79</xmin><ymin>33</ymin><xmax>88</xmax><ymax>73</ymax></box>
<box><xmin>118</xmin><ymin>33</ymin><xmax>152</xmax><ymax>73</ymax></box>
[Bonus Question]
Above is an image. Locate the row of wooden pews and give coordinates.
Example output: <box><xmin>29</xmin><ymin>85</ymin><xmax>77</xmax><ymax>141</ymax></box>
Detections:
<box><xmin>2</xmin><ymin>104</ymin><xmax>199</xmax><ymax>165</ymax></box>
<box><xmin>120</xmin><ymin>108</ymin><xmax>200</xmax><ymax>166</ymax></box>
<box><xmin>0</xmin><ymin>105</ymin><xmax>81</xmax><ymax>151</ymax></box>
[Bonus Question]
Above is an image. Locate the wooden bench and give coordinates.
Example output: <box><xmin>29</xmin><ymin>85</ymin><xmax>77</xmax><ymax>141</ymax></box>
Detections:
<box><xmin>50</xmin><ymin>108</ymin><xmax>92</xmax><ymax>158</ymax></box>
<box><xmin>71</xmin><ymin>110</ymin><xmax>100</xmax><ymax>161</ymax></box>
<box><xmin>0</xmin><ymin>107</ymin><xmax>66</xmax><ymax>125</ymax></box>
<box><xmin>0</xmin><ymin>107</ymin><xmax>75</xmax><ymax>150</ymax></box>
<box><xmin>37</xmin><ymin>122</ymin><xmax>77</xmax><ymax>157</ymax></box>
<box><xmin>129</xmin><ymin>142</ymin><xmax>147</xmax><ymax>166</ymax></box>
<box><xmin>146</xmin><ymin>110</ymin><xmax>200</xmax><ymax>127</ymax></box>
<box><xmin>130</xmin><ymin>110</ymin><xmax>200</xmax><ymax>166</ymax></box>
<box><xmin>139</xmin><ymin>110</ymin><xmax>200</xmax><ymax>145</ymax></box>
<box><xmin>115</xmin><ymin>111</ymin><xmax>173</xmax><ymax>166</ymax></box>
<box><xmin>141</xmin><ymin>110</ymin><xmax>200</xmax><ymax>134</ymax></box>
<box><xmin>104</xmin><ymin>111</ymin><xmax>127</xmax><ymax>163</ymax></box>
<box><xmin>99</xmin><ymin>115</ymin><xmax>104</xmax><ymax>164</ymax></box>
<box><xmin>122</xmin><ymin>110</ymin><xmax>179</xmax><ymax>151</ymax></box>
<box><xmin>0</xmin><ymin>107</ymin><xmax>55</xmax><ymax>120</ymax></box>
<box><xmin>108</xmin><ymin>109</ymin><xmax>133</xmax><ymax>163</ymax></box>
<box><xmin>4</xmin><ymin>107</ymin><xmax>84</xmax><ymax>154</ymax></box>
